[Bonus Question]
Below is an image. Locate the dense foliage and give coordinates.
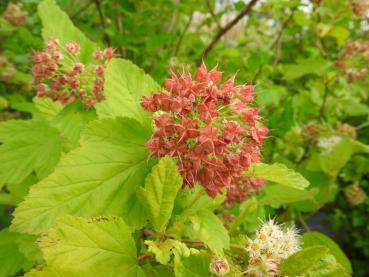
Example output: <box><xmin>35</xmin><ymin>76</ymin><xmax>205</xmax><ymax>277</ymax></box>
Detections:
<box><xmin>0</xmin><ymin>0</ymin><xmax>368</xmax><ymax>276</ymax></box>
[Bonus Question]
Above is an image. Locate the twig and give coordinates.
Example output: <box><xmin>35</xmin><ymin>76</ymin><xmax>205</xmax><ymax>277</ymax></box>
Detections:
<box><xmin>206</xmin><ymin>0</ymin><xmax>222</xmax><ymax>30</ymax></box>
<box><xmin>137</xmin><ymin>254</ymin><xmax>152</xmax><ymax>263</ymax></box>
<box><xmin>271</xmin><ymin>9</ymin><xmax>295</xmax><ymax>66</ymax></box>
<box><xmin>299</xmin><ymin>217</ymin><xmax>311</xmax><ymax>232</ymax></box>
<box><xmin>114</xmin><ymin>0</ymin><xmax>126</xmax><ymax>58</ymax></box>
<box><xmin>356</xmin><ymin>122</ymin><xmax>369</xmax><ymax>130</ymax></box>
<box><xmin>71</xmin><ymin>0</ymin><xmax>94</xmax><ymax>19</ymax></box>
<box><xmin>174</xmin><ymin>13</ymin><xmax>193</xmax><ymax>56</ymax></box>
<box><xmin>93</xmin><ymin>0</ymin><xmax>111</xmax><ymax>45</ymax></box>
<box><xmin>319</xmin><ymin>80</ymin><xmax>329</xmax><ymax>121</ymax></box>
<box><xmin>200</xmin><ymin>0</ymin><xmax>259</xmax><ymax>63</ymax></box>
<box><xmin>167</xmin><ymin>0</ymin><xmax>180</xmax><ymax>33</ymax></box>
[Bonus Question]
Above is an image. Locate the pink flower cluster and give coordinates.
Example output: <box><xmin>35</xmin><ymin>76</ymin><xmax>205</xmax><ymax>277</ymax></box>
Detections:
<box><xmin>31</xmin><ymin>37</ymin><xmax>115</xmax><ymax>108</ymax></box>
<box><xmin>141</xmin><ymin>63</ymin><xmax>268</xmax><ymax>203</ymax></box>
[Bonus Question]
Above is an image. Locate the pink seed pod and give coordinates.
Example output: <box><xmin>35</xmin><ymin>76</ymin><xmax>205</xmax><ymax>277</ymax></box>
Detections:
<box><xmin>73</xmin><ymin>63</ymin><xmax>85</xmax><ymax>74</ymax></box>
<box><xmin>69</xmin><ymin>79</ymin><xmax>80</xmax><ymax>89</ymax></box>
<box><xmin>94</xmin><ymin>49</ymin><xmax>104</xmax><ymax>60</ymax></box>
<box><xmin>46</xmin><ymin>37</ymin><xmax>60</xmax><ymax>52</ymax></box>
<box><xmin>95</xmin><ymin>65</ymin><xmax>105</xmax><ymax>75</ymax></box>
<box><xmin>209</xmin><ymin>257</ymin><xmax>230</xmax><ymax>276</ymax></box>
<box><xmin>103</xmin><ymin>47</ymin><xmax>115</xmax><ymax>59</ymax></box>
<box><xmin>66</xmin><ymin>42</ymin><xmax>80</xmax><ymax>53</ymax></box>
<box><xmin>52</xmin><ymin>51</ymin><xmax>63</xmax><ymax>61</ymax></box>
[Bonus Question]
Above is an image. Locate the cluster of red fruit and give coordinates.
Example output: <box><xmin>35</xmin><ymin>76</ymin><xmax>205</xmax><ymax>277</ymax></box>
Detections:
<box><xmin>31</xmin><ymin>37</ymin><xmax>115</xmax><ymax>108</ymax></box>
<box><xmin>335</xmin><ymin>41</ymin><xmax>369</xmax><ymax>83</ymax></box>
<box><xmin>141</xmin><ymin>63</ymin><xmax>268</xmax><ymax>203</ymax></box>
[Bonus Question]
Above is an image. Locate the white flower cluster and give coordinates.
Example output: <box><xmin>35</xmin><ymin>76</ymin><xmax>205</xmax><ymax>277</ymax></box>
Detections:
<box><xmin>245</xmin><ymin>219</ymin><xmax>301</xmax><ymax>276</ymax></box>
<box><xmin>317</xmin><ymin>135</ymin><xmax>342</xmax><ymax>155</ymax></box>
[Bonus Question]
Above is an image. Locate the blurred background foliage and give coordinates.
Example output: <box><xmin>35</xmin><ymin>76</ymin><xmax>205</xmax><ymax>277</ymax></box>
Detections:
<box><xmin>0</xmin><ymin>0</ymin><xmax>368</xmax><ymax>275</ymax></box>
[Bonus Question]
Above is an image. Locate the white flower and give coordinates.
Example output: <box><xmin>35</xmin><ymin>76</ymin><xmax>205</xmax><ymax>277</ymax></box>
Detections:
<box><xmin>317</xmin><ymin>136</ymin><xmax>342</xmax><ymax>154</ymax></box>
<box><xmin>245</xmin><ymin>219</ymin><xmax>301</xmax><ymax>276</ymax></box>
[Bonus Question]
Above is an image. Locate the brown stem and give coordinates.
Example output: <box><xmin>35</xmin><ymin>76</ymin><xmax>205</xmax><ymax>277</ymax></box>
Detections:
<box><xmin>167</xmin><ymin>0</ymin><xmax>180</xmax><ymax>33</ymax></box>
<box><xmin>271</xmin><ymin>9</ymin><xmax>295</xmax><ymax>66</ymax></box>
<box><xmin>137</xmin><ymin>254</ymin><xmax>152</xmax><ymax>263</ymax></box>
<box><xmin>199</xmin><ymin>0</ymin><xmax>259</xmax><ymax>63</ymax></box>
<box><xmin>174</xmin><ymin>13</ymin><xmax>193</xmax><ymax>56</ymax></box>
<box><xmin>71</xmin><ymin>0</ymin><xmax>94</xmax><ymax>19</ymax></box>
<box><xmin>114</xmin><ymin>0</ymin><xmax>126</xmax><ymax>58</ymax></box>
<box><xmin>299</xmin><ymin>217</ymin><xmax>311</xmax><ymax>232</ymax></box>
<box><xmin>319</xmin><ymin>81</ymin><xmax>328</xmax><ymax>121</ymax></box>
<box><xmin>181</xmin><ymin>239</ymin><xmax>204</xmax><ymax>246</ymax></box>
<box><xmin>93</xmin><ymin>0</ymin><xmax>112</xmax><ymax>45</ymax></box>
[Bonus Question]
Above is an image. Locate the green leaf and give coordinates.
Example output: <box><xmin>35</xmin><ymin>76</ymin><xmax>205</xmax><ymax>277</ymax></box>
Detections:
<box><xmin>137</xmin><ymin>156</ymin><xmax>182</xmax><ymax>232</ymax></box>
<box><xmin>38</xmin><ymin>215</ymin><xmax>145</xmax><ymax>277</ymax></box>
<box><xmin>228</xmin><ymin>197</ymin><xmax>259</xmax><ymax>232</ymax></box>
<box><xmin>16</xmin><ymin>233</ymin><xmax>43</xmax><ymax>264</ymax></box>
<box><xmin>51</xmin><ymin>101</ymin><xmax>97</xmax><ymax>151</ymax></box>
<box><xmin>173</xmin><ymin>185</ymin><xmax>224</xmax><ymax>217</ymax></box>
<box><xmin>187</xmin><ymin>210</ymin><xmax>230</xmax><ymax>256</ymax></box>
<box><xmin>310</xmin><ymin>137</ymin><xmax>369</xmax><ymax>177</ymax></box>
<box><xmin>279</xmin><ymin>246</ymin><xmax>329</xmax><ymax>275</ymax></box>
<box><xmin>11</xmin><ymin>118</ymin><xmax>153</xmax><ymax>235</ymax></box>
<box><xmin>282</xmin><ymin>57</ymin><xmax>331</xmax><ymax>80</ymax></box>
<box><xmin>244</xmin><ymin>163</ymin><xmax>310</xmax><ymax>189</ymax></box>
<box><xmin>259</xmin><ymin>183</ymin><xmax>318</xmax><ymax>208</ymax></box>
<box><xmin>0</xmin><ymin>230</ymin><xmax>32</xmax><ymax>277</ymax></box>
<box><xmin>302</xmin><ymin>232</ymin><xmax>352</xmax><ymax>274</ymax></box>
<box><xmin>33</xmin><ymin>97</ymin><xmax>63</xmax><ymax>120</ymax></box>
<box><xmin>0</xmin><ymin>174</ymin><xmax>38</xmax><ymax>206</ymax></box>
<box><xmin>0</xmin><ymin>119</ymin><xmax>63</xmax><ymax>189</ymax></box>
<box><xmin>95</xmin><ymin>58</ymin><xmax>161</xmax><ymax>129</ymax></box>
<box><xmin>141</xmin><ymin>264</ymin><xmax>173</xmax><ymax>277</ymax></box>
<box><xmin>308</xmin><ymin>254</ymin><xmax>349</xmax><ymax>277</ymax></box>
<box><xmin>175</xmin><ymin>252</ymin><xmax>210</xmax><ymax>277</ymax></box>
<box><xmin>38</xmin><ymin>0</ymin><xmax>96</xmax><ymax>63</ymax></box>
<box><xmin>328</xmin><ymin>26</ymin><xmax>349</xmax><ymax>46</ymax></box>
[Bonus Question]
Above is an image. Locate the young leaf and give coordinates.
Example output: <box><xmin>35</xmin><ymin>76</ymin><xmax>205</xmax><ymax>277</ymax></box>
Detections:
<box><xmin>38</xmin><ymin>0</ymin><xmax>96</xmax><ymax>63</ymax></box>
<box><xmin>0</xmin><ymin>119</ymin><xmax>63</xmax><ymax>189</ymax></box>
<box><xmin>187</xmin><ymin>210</ymin><xmax>230</xmax><ymax>256</ymax></box>
<box><xmin>0</xmin><ymin>230</ymin><xmax>32</xmax><ymax>277</ymax></box>
<box><xmin>38</xmin><ymin>215</ymin><xmax>144</xmax><ymax>277</ymax></box>
<box><xmin>302</xmin><ymin>231</ymin><xmax>352</xmax><ymax>274</ymax></box>
<box><xmin>244</xmin><ymin>163</ymin><xmax>310</xmax><ymax>189</ymax></box>
<box><xmin>145</xmin><ymin>239</ymin><xmax>195</xmax><ymax>265</ymax></box>
<box><xmin>95</xmin><ymin>59</ymin><xmax>161</xmax><ymax>129</ymax></box>
<box><xmin>11</xmin><ymin>118</ymin><xmax>153</xmax><ymax>235</ymax></box>
<box><xmin>137</xmin><ymin>156</ymin><xmax>182</xmax><ymax>233</ymax></box>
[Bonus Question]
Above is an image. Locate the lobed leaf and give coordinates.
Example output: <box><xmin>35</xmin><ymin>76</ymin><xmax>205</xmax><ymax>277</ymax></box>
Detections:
<box><xmin>37</xmin><ymin>215</ymin><xmax>144</xmax><ymax>277</ymax></box>
<box><xmin>95</xmin><ymin>58</ymin><xmax>161</xmax><ymax>129</ymax></box>
<box><xmin>302</xmin><ymin>231</ymin><xmax>352</xmax><ymax>274</ymax></box>
<box><xmin>0</xmin><ymin>119</ymin><xmax>63</xmax><ymax>189</ymax></box>
<box><xmin>244</xmin><ymin>163</ymin><xmax>310</xmax><ymax>189</ymax></box>
<box><xmin>11</xmin><ymin>118</ymin><xmax>153</xmax><ymax>235</ymax></box>
<box><xmin>137</xmin><ymin>156</ymin><xmax>182</xmax><ymax>233</ymax></box>
<box><xmin>0</xmin><ymin>230</ymin><xmax>32</xmax><ymax>277</ymax></box>
<box><xmin>187</xmin><ymin>210</ymin><xmax>230</xmax><ymax>256</ymax></box>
